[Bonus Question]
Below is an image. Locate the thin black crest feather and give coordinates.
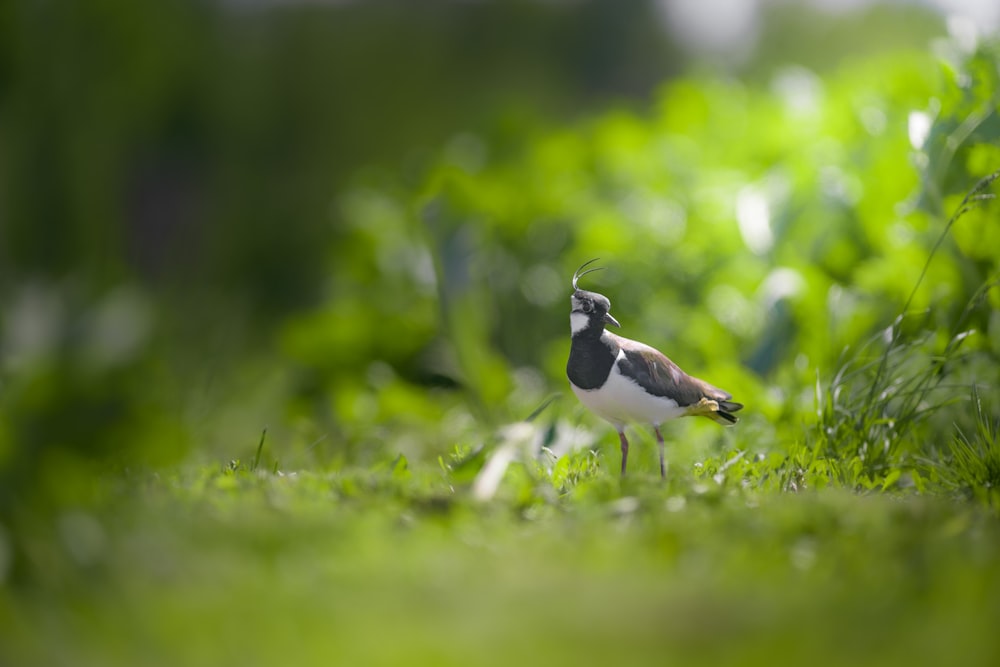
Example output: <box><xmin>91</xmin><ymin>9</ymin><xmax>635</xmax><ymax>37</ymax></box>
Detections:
<box><xmin>572</xmin><ymin>258</ymin><xmax>604</xmax><ymax>291</ymax></box>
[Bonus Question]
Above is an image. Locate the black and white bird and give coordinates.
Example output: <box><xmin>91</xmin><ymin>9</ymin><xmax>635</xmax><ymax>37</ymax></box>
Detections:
<box><xmin>566</xmin><ymin>259</ymin><xmax>743</xmax><ymax>478</ymax></box>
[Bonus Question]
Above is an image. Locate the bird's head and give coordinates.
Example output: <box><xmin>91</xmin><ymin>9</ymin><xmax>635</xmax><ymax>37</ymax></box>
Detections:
<box><xmin>570</xmin><ymin>259</ymin><xmax>621</xmax><ymax>334</ymax></box>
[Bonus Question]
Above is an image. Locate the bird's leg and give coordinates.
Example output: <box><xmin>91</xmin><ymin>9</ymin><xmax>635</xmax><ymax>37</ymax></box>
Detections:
<box><xmin>617</xmin><ymin>430</ymin><xmax>629</xmax><ymax>477</ymax></box>
<box><xmin>654</xmin><ymin>426</ymin><xmax>666</xmax><ymax>480</ymax></box>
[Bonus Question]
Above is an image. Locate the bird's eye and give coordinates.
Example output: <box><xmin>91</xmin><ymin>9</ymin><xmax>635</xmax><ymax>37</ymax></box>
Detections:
<box><xmin>582</xmin><ymin>301</ymin><xmax>593</xmax><ymax>313</ymax></box>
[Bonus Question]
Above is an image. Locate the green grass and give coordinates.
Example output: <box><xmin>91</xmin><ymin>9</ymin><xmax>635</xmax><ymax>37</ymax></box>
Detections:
<box><xmin>922</xmin><ymin>385</ymin><xmax>1000</xmax><ymax>507</ymax></box>
<box><xmin>806</xmin><ymin>172</ymin><xmax>1000</xmax><ymax>491</ymax></box>
<box><xmin>2</xmin><ymin>458</ymin><xmax>1000</xmax><ymax>667</ymax></box>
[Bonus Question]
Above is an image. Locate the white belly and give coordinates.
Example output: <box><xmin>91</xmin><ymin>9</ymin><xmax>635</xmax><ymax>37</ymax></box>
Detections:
<box><xmin>571</xmin><ymin>352</ymin><xmax>687</xmax><ymax>428</ymax></box>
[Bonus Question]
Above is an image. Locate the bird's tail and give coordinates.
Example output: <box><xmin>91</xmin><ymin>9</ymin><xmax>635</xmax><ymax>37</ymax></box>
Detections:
<box><xmin>690</xmin><ymin>396</ymin><xmax>744</xmax><ymax>426</ymax></box>
<box><xmin>710</xmin><ymin>399</ymin><xmax>744</xmax><ymax>425</ymax></box>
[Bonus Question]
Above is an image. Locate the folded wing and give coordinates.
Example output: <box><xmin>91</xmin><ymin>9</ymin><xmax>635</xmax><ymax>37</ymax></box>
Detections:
<box><xmin>615</xmin><ymin>341</ymin><xmax>743</xmax><ymax>425</ymax></box>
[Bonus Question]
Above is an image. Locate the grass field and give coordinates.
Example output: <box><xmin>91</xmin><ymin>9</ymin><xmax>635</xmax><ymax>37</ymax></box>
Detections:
<box><xmin>2</xmin><ymin>440</ymin><xmax>999</xmax><ymax>667</ymax></box>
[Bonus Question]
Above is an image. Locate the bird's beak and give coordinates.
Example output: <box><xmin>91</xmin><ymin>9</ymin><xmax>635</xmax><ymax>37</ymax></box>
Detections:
<box><xmin>604</xmin><ymin>312</ymin><xmax>621</xmax><ymax>328</ymax></box>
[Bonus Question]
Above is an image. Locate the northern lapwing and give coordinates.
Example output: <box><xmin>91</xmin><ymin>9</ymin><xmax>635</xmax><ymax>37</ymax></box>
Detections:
<box><xmin>566</xmin><ymin>259</ymin><xmax>743</xmax><ymax>478</ymax></box>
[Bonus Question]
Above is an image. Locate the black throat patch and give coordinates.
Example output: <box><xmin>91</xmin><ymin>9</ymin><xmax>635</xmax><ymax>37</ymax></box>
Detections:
<box><xmin>567</xmin><ymin>329</ymin><xmax>619</xmax><ymax>390</ymax></box>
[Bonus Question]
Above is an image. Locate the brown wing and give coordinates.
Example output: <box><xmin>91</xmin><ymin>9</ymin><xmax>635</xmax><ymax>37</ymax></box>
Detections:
<box><xmin>614</xmin><ymin>338</ymin><xmax>743</xmax><ymax>424</ymax></box>
<box><xmin>615</xmin><ymin>343</ymin><xmax>706</xmax><ymax>405</ymax></box>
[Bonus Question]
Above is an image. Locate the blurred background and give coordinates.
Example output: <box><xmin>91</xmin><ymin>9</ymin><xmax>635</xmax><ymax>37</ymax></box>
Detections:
<box><xmin>2</xmin><ymin>0</ymin><xmax>999</xmax><ymax>510</ymax></box>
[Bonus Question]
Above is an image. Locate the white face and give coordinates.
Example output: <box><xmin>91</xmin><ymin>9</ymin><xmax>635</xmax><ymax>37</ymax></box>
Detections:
<box><xmin>570</xmin><ymin>311</ymin><xmax>589</xmax><ymax>335</ymax></box>
<box><xmin>570</xmin><ymin>294</ymin><xmax>595</xmax><ymax>335</ymax></box>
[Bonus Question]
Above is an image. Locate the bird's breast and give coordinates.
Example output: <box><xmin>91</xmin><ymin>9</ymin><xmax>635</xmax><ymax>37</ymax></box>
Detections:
<box><xmin>566</xmin><ymin>334</ymin><xmax>617</xmax><ymax>390</ymax></box>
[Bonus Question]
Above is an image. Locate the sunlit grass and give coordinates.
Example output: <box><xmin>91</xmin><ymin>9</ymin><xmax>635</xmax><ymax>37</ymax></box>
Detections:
<box><xmin>922</xmin><ymin>385</ymin><xmax>1000</xmax><ymax>510</ymax></box>
<box><xmin>2</xmin><ymin>462</ymin><xmax>1000</xmax><ymax>667</ymax></box>
<box><xmin>805</xmin><ymin>171</ymin><xmax>1000</xmax><ymax>490</ymax></box>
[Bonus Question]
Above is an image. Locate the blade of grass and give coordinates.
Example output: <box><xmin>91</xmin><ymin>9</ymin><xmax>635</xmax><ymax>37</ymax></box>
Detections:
<box><xmin>252</xmin><ymin>427</ymin><xmax>268</xmax><ymax>472</ymax></box>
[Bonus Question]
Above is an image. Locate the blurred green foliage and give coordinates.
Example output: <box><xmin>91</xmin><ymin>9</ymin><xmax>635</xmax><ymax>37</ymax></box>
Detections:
<box><xmin>292</xmin><ymin>37</ymin><xmax>1000</xmax><ymax>486</ymax></box>
<box><xmin>0</xmin><ymin>0</ymin><xmax>998</xmax><ymax>501</ymax></box>
<box><xmin>2</xmin><ymin>2</ymin><xmax>1000</xmax><ymax>664</ymax></box>
<box><xmin>0</xmin><ymin>0</ymin><xmax>717</xmax><ymax>507</ymax></box>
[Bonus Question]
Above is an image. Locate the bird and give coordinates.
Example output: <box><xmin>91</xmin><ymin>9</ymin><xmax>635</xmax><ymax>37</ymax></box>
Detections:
<box><xmin>566</xmin><ymin>259</ymin><xmax>743</xmax><ymax>478</ymax></box>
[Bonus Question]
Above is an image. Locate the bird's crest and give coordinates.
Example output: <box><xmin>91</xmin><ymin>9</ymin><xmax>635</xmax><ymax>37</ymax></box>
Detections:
<box><xmin>572</xmin><ymin>258</ymin><xmax>604</xmax><ymax>291</ymax></box>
